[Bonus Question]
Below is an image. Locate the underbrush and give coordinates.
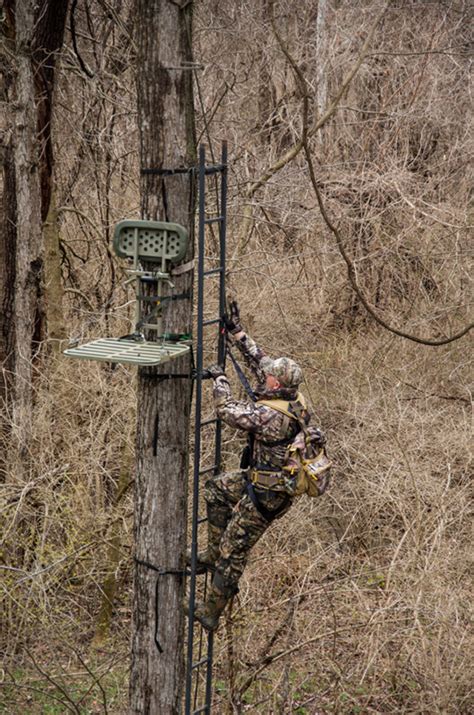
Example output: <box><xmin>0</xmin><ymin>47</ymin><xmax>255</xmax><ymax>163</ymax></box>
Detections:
<box><xmin>2</xmin><ymin>312</ymin><xmax>471</xmax><ymax>713</ymax></box>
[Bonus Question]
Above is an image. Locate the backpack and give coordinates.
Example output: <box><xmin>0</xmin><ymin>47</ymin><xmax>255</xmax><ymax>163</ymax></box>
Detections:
<box><xmin>255</xmin><ymin>396</ymin><xmax>332</xmax><ymax>498</ymax></box>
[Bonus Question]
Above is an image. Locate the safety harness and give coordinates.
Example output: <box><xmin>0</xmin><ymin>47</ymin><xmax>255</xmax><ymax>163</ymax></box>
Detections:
<box><xmin>227</xmin><ymin>345</ymin><xmax>330</xmax><ymax>519</ymax></box>
<box><xmin>241</xmin><ymin>395</ymin><xmax>306</xmax><ymax>521</ymax></box>
<box><xmin>248</xmin><ymin>394</ymin><xmax>307</xmax><ymax>490</ymax></box>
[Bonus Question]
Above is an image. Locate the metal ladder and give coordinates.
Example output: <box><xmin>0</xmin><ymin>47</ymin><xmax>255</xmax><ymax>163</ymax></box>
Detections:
<box><xmin>185</xmin><ymin>142</ymin><xmax>228</xmax><ymax>715</ymax></box>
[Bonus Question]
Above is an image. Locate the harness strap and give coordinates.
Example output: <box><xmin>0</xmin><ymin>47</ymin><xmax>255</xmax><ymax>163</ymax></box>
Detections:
<box><xmin>246</xmin><ymin>482</ymin><xmax>290</xmax><ymax>522</ymax></box>
<box><xmin>256</xmin><ymin>393</ymin><xmax>307</xmax><ymax>419</ymax></box>
<box><xmin>227</xmin><ymin>345</ymin><xmax>257</xmax><ymax>401</ymax></box>
<box><xmin>135</xmin><ymin>558</ymin><xmax>187</xmax><ymax>654</ymax></box>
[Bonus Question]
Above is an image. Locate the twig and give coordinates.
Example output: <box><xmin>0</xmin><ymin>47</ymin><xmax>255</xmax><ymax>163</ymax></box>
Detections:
<box><xmin>238</xmin><ymin>622</ymin><xmax>370</xmax><ymax>698</ymax></box>
<box><xmin>11</xmin><ymin>543</ymin><xmax>95</xmax><ymax>585</ymax></box>
<box><xmin>26</xmin><ymin>650</ymin><xmax>82</xmax><ymax>715</ymax></box>
<box><xmin>71</xmin><ymin>647</ymin><xmax>109</xmax><ymax>714</ymax></box>
<box><xmin>303</xmin><ymin>147</ymin><xmax>473</xmax><ymax>345</ymax></box>
<box><xmin>70</xmin><ymin>0</ymin><xmax>94</xmax><ymax>78</ymax></box>
<box><xmin>63</xmin><ymin>287</ymin><xmax>96</xmax><ymax>312</ymax></box>
<box><xmin>4</xmin><ymin>674</ymin><xmax>76</xmax><ymax>713</ymax></box>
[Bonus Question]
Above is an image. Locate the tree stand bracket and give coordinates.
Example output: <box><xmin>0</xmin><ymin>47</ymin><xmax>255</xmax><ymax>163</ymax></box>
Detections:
<box><xmin>63</xmin><ymin>219</ymin><xmax>191</xmax><ymax>367</ymax></box>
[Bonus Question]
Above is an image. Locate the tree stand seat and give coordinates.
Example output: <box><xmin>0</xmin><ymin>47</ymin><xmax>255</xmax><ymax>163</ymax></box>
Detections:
<box><xmin>64</xmin><ymin>220</ymin><xmax>191</xmax><ymax>367</ymax></box>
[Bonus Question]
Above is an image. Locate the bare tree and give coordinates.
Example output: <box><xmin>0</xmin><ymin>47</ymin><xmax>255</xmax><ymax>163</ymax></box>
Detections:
<box><xmin>0</xmin><ymin>0</ymin><xmax>68</xmax><ymax>465</ymax></box>
<box><xmin>130</xmin><ymin>1</ymin><xmax>196</xmax><ymax>713</ymax></box>
<box><xmin>0</xmin><ymin>2</ymin><xmax>17</xmax><ymax>454</ymax></box>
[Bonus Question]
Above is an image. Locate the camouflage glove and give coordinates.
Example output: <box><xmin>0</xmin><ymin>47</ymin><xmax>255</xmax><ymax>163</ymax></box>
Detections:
<box><xmin>205</xmin><ymin>364</ymin><xmax>226</xmax><ymax>380</ymax></box>
<box><xmin>223</xmin><ymin>300</ymin><xmax>243</xmax><ymax>335</ymax></box>
<box><xmin>311</xmin><ymin>427</ymin><xmax>326</xmax><ymax>447</ymax></box>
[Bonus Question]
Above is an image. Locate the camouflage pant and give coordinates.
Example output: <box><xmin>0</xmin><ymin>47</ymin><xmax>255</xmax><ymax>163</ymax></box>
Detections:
<box><xmin>204</xmin><ymin>470</ymin><xmax>292</xmax><ymax>596</ymax></box>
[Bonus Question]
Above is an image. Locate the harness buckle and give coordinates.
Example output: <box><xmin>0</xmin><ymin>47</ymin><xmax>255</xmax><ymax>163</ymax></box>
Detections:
<box><xmin>250</xmin><ymin>469</ymin><xmax>285</xmax><ymax>490</ymax></box>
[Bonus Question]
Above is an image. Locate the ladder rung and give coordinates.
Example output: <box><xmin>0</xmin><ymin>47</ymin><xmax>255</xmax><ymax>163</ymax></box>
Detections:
<box><xmin>204</xmin><ymin>164</ymin><xmax>225</xmax><ymax>175</ymax></box>
<box><xmin>198</xmin><ymin>465</ymin><xmax>218</xmax><ymax>476</ymax></box>
<box><xmin>204</xmin><ymin>216</ymin><xmax>223</xmax><ymax>224</ymax></box>
<box><xmin>193</xmin><ymin>706</ymin><xmax>209</xmax><ymax>714</ymax></box>
<box><xmin>203</xmin><ymin>318</ymin><xmax>220</xmax><ymax>326</ymax></box>
<box><xmin>197</xmin><ymin>516</ymin><xmax>208</xmax><ymax>524</ymax></box>
<box><xmin>201</xmin><ymin>417</ymin><xmax>218</xmax><ymax>427</ymax></box>
<box><xmin>203</xmin><ymin>268</ymin><xmax>223</xmax><ymax>277</ymax></box>
<box><xmin>192</xmin><ymin>656</ymin><xmax>210</xmax><ymax>670</ymax></box>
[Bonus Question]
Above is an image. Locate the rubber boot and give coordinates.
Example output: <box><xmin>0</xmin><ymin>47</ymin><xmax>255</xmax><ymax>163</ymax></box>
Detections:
<box><xmin>185</xmin><ymin>547</ymin><xmax>216</xmax><ymax>574</ymax></box>
<box><xmin>193</xmin><ymin>585</ymin><xmax>229</xmax><ymax>632</ymax></box>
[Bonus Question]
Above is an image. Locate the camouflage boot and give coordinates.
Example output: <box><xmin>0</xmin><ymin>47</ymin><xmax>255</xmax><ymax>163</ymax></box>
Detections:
<box><xmin>194</xmin><ymin>585</ymin><xmax>229</xmax><ymax>632</ymax></box>
<box><xmin>185</xmin><ymin>546</ymin><xmax>217</xmax><ymax>574</ymax></box>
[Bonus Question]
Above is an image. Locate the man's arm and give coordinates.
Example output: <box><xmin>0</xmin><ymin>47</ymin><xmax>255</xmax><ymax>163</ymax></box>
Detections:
<box><xmin>223</xmin><ymin>300</ymin><xmax>267</xmax><ymax>381</ymax></box>
<box><xmin>212</xmin><ymin>373</ymin><xmax>269</xmax><ymax>432</ymax></box>
<box><xmin>230</xmin><ymin>331</ymin><xmax>267</xmax><ymax>382</ymax></box>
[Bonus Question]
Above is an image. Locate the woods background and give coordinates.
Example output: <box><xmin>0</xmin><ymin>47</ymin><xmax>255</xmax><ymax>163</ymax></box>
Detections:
<box><xmin>1</xmin><ymin>0</ymin><xmax>472</xmax><ymax>713</ymax></box>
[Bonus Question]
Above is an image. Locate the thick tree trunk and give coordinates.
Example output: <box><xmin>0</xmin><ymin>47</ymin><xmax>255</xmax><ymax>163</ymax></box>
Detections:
<box><xmin>12</xmin><ymin>0</ymin><xmax>45</xmax><ymax>456</ymax></box>
<box><xmin>0</xmin><ymin>2</ymin><xmax>17</xmax><ymax>471</ymax></box>
<box><xmin>0</xmin><ymin>0</ymin><xmax>68</xmax><ymax>464</ymax></box>
<box><xmin>0</xmin><ymin>136</ymin><xmax>16</xmax><ymax>479</ymax></box>
<box><xmin>33</xmin><ymin>0</ymin><xmax>69</xmax><ymax>222</ymax></box>
<box><xmin>130</xmin><ymin>2</ymin><xmax>196</xmax><ymax>713</ymax></box>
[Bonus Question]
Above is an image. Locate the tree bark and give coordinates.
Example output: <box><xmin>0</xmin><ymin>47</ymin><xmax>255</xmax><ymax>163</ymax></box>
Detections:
<box><xmin>0</xmin><ymin>2</ymin><xmax>17</xmax><ymax>470</ymax></box>
<box><xmin>32</xmin><ymin>0</ymin><xmax>69</xmax><ymax>222</ymax></box>
<box><xmin>0</xmin><ymin>0</ymin><xmax>68</xmax><ymax>465</ymax></box>
<box><xmin>12</xmin><ymin>0</ymin><xmax>45</xmax><ymax>456</ymax></box>
<box><xmin>315</xmin><ymin>0</ymin><xmax>330</xmax><ymax>123</ymax></box>
<box><xmin>130</xmin><ymin>2</ymin><xmax>196</xmax><ymax>713</ymax></box>
<box><xmin>43</xmin><ymin>190</ymin><xmax>66</xmax><ymax>349</ymax></box>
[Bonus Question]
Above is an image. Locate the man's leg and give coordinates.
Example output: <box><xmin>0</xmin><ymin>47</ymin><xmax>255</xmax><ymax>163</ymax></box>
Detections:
<box><xmin>195</xmin><ymin>490</ymin><xmax>289</xmax><ymax>631</ymax></box>
<box><xmin>188</xmin><ymin>471</ymin><xmax>246</xmax><ymax>571</ymax></box>
<box><xmin>214</xmin><ymin>491</ymin><xmax>273</xmax><ymax>593</ymax></box>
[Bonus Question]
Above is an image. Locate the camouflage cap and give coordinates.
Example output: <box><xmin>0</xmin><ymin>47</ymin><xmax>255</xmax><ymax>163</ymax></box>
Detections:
<box><xmin>260</xmin><ymin>356</ymin><xmax>303</xmax><ymax>388</ymax></box>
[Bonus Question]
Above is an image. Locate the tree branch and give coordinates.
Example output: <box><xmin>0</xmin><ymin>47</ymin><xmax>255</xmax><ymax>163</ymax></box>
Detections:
<box><xmin>246</xmin><ymin>4</ymin><xmax>388</xmax><ymax>200</ymax></box>
<box><xmin>70</xmin><ymin>0</ymin><xmax>94</xmax><ymax>78</ymax></box>
<box><xmin>271</xmin><ymin>3</ymin><xmax>474</xmax><ymax>347</ymax></box>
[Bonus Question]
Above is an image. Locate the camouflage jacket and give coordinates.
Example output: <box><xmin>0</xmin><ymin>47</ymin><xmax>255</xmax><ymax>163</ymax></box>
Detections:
<box><xmin>213</xmin><ymin>333</ymin><xmax>304</xmax><ymax>472</ymax></box>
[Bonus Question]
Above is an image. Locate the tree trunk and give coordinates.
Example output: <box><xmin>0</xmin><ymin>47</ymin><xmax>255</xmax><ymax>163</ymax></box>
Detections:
<box><xmin>0</xmin><ymin>0</ymin><xmax>68</xmax><ymax>466</ymax></box>
<box><xmin>0</xmin><ymin>3</ymin><xmax>17</xmax><ymax>473</ymax></box>
<box><xmin>130</xmin><ymin>2</ymin><xmax>196</xmax><ymax>713</ymax></box>
<box><xmin>43</xmin><ymin>190</ymin><xmax>66</xmax><ymax>350</ymax></box>
<box><xmin>12</xmin><ymin>0</ymin><xmax>45</xmax><ymax>457</ymax></box>
<box><xmin>34</xmin><ymin>1</ymin><xmax>69</xmax><ymax>350</ymax></box>
<box><xmin>32</xmin><ymin>0</ymin><xmax>70</xmax><ymax>222</ymax></box>
<box><xmin>315</xmin><ymin>0</ymin><xmax>330</xmax><ymax>139</ymax></box>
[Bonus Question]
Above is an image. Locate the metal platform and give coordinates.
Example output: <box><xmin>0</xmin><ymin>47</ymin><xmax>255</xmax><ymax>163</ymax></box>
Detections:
<box><xmin>64</xmin><ymin>338</ymin><xmax>190</xmax><ymax>366</ymax></box>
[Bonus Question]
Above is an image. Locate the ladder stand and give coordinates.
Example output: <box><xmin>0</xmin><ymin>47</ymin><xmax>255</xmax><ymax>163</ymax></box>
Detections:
<box><xmin>185</xmin><ymin>142</ymin><xmax>227</xmax><ymax>715</ymax></box>
<box><xmin>64</xmin><ymin>219</ymin><xmax>191</xmax><ymax>365</ymax></box>
<box><xmin>63</xmin><ymin>142</ymin><xmax>228</xmax><ymax>714</ymax></box>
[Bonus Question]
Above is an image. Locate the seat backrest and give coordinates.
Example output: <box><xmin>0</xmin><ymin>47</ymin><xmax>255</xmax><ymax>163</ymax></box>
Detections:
<box><xmin>113</xmin><ymin>220</ymin><xmax>188</xmax><ymax>264</ymax></box>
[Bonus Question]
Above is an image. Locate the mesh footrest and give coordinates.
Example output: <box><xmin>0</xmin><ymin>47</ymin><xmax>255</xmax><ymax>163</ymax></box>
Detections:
<box><xmin>64</xmin><ymin>338</ymin><xmax>190</xmax><ymax>366</ymax></box>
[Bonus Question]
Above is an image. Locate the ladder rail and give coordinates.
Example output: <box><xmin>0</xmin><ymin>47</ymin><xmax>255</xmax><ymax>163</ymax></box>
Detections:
<box><xmin>185</xmin><ymin>145</ymin><xmax>207</xmax><ymax>715</ymax></box>
<box><xmin>185</xmin><ymin>142</ymin><xmax>227</xmax><ymax>715</ymax></box>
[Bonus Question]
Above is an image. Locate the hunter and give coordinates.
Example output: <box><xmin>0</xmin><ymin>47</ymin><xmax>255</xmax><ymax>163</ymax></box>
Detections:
<box><xmin>190</xmin><ymin>302</ymin><xmax>326</xmax><ymax>631</ymax></box>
